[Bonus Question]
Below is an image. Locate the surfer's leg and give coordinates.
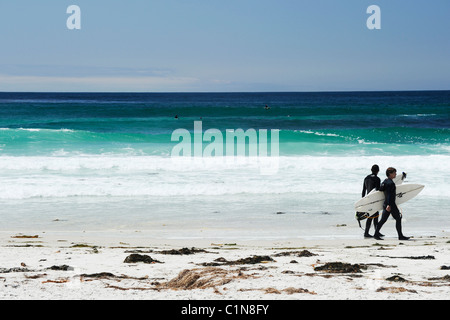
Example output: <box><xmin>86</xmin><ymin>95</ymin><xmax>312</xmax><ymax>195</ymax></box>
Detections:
<box><xmin>364</xmin><ymin>218</ymin><xmax>373</xmax><ymax>237</ymax></box>
<box><xmin>373</xmin><ymin>213</ymin><xmax>379</xmax><ymax>228</ymax></box>
<box><xmin>372</xmin><ymin>212</ymin><xmax>384</xmax><ymax>237</ymax></box>
<box><xmin>374</xmin><ymin>210</ymin><xmax>389</xmax><ymax>240</ymax></box>
<box><xmin>391</xmin><ymin>207</ymin><xmax>410</xmax><ymax>240</ymax></box>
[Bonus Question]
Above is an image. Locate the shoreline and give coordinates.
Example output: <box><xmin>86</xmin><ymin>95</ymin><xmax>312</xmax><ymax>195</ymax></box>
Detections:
<box><xmin>1</xmin><ymin>230</ymin><xmax>449</xmax><ymax>300</ymax></box>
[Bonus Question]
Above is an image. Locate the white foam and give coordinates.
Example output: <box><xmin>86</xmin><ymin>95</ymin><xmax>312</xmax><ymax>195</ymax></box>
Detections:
<box><xmin>401</xmin><ymin>114</ymin><xmax>437</xmax><ymax>117</ymax></box>
<box><xmin>0</xmin><ymin>128</ymin><xmax>75</xmax><ymax>132</ymax></box>
<box><xmin>0</xmin><ymin>154</ymin><xmax>448</xmax><ymax>199</ymax></box>
<box><xmin>297</xmin><ymin>130</ymin><xmax>342</xmax><ymax>137</ymax></box>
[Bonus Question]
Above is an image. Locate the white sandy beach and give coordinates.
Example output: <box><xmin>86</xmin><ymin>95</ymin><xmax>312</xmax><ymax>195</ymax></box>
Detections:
<box><xmin>0</xmin><ymin>231</ymin><xmax>449</xmax><ymax>300</ymax></box>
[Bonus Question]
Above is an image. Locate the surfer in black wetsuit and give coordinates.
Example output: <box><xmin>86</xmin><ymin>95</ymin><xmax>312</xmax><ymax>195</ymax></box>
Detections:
<box><xmin>374</xmin><ymin>167</ymin><xmax>410</xmax><ymax>241</ymax></box>
<box><xmin>361</xmin><ymin>165</ymin><xmax>381</xmax><ymax>238</ymax></box>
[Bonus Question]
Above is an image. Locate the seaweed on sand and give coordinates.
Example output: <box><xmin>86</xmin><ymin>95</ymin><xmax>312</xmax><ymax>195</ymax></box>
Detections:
<box><xmin>314</xmin><ymin>262</ymin><xmax>367</xmax><ymax>273</ymax></box>
<box><xmin>201</xmin><ymin>255</ymin><xmax>275</xmax><ymax>267</ymax></box>
<box><xmin>158</xmin><ymin>267</ymin><xmax>255</xmax><ymax>290</ymax></box>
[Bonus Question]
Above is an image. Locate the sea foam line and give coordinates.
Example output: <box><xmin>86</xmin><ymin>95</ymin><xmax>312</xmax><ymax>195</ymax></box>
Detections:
<box><xmin>0</xmin><ymin>128</ymin><xmax>75</xmax><ymax>132</ymax></box>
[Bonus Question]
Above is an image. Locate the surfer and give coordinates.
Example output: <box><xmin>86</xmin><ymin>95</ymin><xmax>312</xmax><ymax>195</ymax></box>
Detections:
<box><xmin>361</xmin><ymin>165</ymin><xmax>381</xmax><ymax>238</ymax></box>
<box><xmin>374</xmin><ymin>167</ymin><xmax>411</xmax><ymax>241</ymax></box>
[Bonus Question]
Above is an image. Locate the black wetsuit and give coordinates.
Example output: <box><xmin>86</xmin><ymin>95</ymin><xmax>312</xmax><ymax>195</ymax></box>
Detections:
<box><xmin>374</xmin><ymin>178</ymin><xmax>406</xmax><ymax>239</ymax></box>
<box><xmin>362</xmin><ymin>174</ymin><xmax>380</xmax><ymax>198</ymax></box>
<box><xmin>362</xmin><ymin>174</ymin><xmax>381</xmax><ymax>236</ymax></box>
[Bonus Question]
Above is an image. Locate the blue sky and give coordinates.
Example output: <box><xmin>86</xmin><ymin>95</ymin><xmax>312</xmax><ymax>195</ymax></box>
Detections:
<box><xmin>0</xmin><ymin>0</ymin><xmax>449</xmax><ymax>92</ymax></box>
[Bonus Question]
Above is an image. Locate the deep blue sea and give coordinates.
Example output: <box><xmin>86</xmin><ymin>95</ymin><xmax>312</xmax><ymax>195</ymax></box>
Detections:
<box><xmin>0</xmin><ymin>91</ymin><xmax>449</xmax><ymax>239</ymax></box>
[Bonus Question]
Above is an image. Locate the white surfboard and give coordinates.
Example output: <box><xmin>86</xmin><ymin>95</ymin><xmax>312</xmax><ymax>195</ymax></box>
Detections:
<box><xmin>365</xmin><ymin>172</ymin><xmax>406</xmax><ymax>196</ymax></box>
<box><xmin>393</xmin><ymin>172</ymin><xmax>407</xmax><ymax>185</ymax></box>
<box><xmin>355</xmin><ymin>183</ymin><xmax>424</xmax><ymax>214</ymax></box>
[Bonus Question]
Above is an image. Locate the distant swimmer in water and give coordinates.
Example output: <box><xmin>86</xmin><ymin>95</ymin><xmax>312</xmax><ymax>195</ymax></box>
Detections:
<box><xmin>264</xmin><ymin>105</ymin><xmax>270</xmax><ymax>110</ymax></box>
<box><xmin>174</xmin><ymin>115</ymin><xmax>179</xmax><ymax>119</ymax></box>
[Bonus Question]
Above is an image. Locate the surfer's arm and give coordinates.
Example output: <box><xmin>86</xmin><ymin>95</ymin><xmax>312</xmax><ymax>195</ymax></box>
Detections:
<box><xmin>385</xmin><ymin>182</ymin><xmax>396</xmax><ymax>207</ymax></box>
<box><xmin>385</xmin><ymin>188</ymin><xmax>392</xmax><ymax>205</ymax></box>
<box><xmin>385</xmin><ymin>192</ymin><xmax>392</xmax><ymax>208</ymax></box>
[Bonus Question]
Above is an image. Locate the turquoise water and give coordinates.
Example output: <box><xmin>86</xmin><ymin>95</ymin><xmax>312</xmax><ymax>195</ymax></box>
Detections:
<box><xmin>1</xmin><ymin>91</ymin><xmax>449</xmax><ymax>157</ymax></box>
<box><xmin>0</xmin><ymin>91</ymin><xmax>449</xmax><ymax>239</ymax></box>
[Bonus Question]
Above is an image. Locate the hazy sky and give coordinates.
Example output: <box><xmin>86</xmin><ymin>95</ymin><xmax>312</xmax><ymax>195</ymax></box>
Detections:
<box><xmin>0</xmin><ymin>0</ymin><xmax>449</xmax><ymax>92</ymax></box>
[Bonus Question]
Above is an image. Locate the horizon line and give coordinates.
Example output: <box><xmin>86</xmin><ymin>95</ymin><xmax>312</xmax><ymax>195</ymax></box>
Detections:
<box><xmin>1</xmin><ymin>89</ymin><xmax>449</xmax><ymax>94</ymax></box>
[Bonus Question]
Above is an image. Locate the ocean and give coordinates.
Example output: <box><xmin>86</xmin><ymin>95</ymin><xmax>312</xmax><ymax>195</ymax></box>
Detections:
<box><xmin>0</xmin><ymin>91</ymin><xmax>449</xmax><ymax>240</ymax></box>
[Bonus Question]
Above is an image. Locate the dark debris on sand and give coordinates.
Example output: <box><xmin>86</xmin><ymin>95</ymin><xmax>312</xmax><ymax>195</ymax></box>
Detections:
<box><xmin>378</xmin><ymin>255</ymin><xmax>436</xmax><ymax>260</ymax></box>
<box><xmin>123</xmin><ymin>254</ymin><xmax>162</xmax><ymax>264</ymax></box>
<box><xmin>80</xmin><ymin>272</ymin><xmax>150</xmax><ymax>281</ymax></box>
<box><xmin>157</xmin><ymin>247</ymin><xmax>208</xmax><ymax>255</ymax></box>
<box><xmin>0</xmin><ymin>267</ymin><xmax>34</xmax><ymax>273</ymax></box>
<box><xmin>376</xmin><ymin>287</ymin><xmax>417</xmax><ymax>294</ymax></box>
<box><xmin>385</xmin><ymin>275</ymin><xmax>408</xmax><ymax>282</ymax></box>
<box><xmin>273</xmin><ymin>250</ymin><xmax>317</xmax><ymax>257</ymax></box>
<box><xmin>314</xmin><ymin>262</ymin><xmax>367</xmax><ymax>273</ymax></box>
<box><xmin>201</xmin><ymin>255</ymin><xmax>275</xmax><ymax>267</ymax></box>
<box><xmin>428</xmin><ymin>275</ymin><xmax>450</xmax><ymax>281</ymax></box>
<box><xmin>47</xmin><ymin>265</ymin><xmax>74</xmax><ymax>271</ymax></box>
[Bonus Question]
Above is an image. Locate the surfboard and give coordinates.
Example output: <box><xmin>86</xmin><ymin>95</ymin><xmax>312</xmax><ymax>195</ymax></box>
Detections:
<box><xmin>393</xmin><ymin>172</ymin><xmax>407</xmax><ymax>185</ymax></box>
<box><xmin>364</xmin><ymin>172</ymin><xmax>407</xmax><ymax>197</ymax></box>
<box><xmin>355</xmin><ymin>183</ymin><xmax>424</xmax><ymax>214</ymax></box>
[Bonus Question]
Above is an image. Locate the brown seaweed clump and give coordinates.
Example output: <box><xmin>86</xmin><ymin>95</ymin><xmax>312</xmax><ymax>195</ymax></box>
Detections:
<box><xmin>239</xmin><ymin>287</ymin><xmax>317</xmax><ymax>295</ymax></box>
<box><xmin>123</xmin><ymin>254</ymin><xmax>162</xmax><ymax>264</ymax></box>
<box><xmin>158</xmin><ymin>247</ymin><xmax>208</xmax><ymax>255</ymax></box>
<box><xmin>376</xmin><ymin>287</ymin><xmax>417</xmax><ymax>294</ymax></box>
<box><xmin>201</xmin><ymin>255</ymin><xmax>275</xmax><ymax>267</ymax></box>
<box><xmin>232</xmin><ymin>255</ymin><xmax>275</xmax><ymax>265</ymax></box>
<box><xmin>282</xmin><ymin>287</ymin><xmax>317</xmax><ymax>295</ymax></box>
<box><xmin>158</xmin><ymin>267</ymin><xmax>253</xmax><ymax>290</ymax></box>
<box><xmin>428</xmin><ymin>275</ymin><xmax>450</xmax><ymax>281</ymax></box>
<box><xmin>314</xmin><ymin>262</ymin><xmax>367</xmax><ymax>273</ymax></box>
<box><xmin>385</xmin><ymin>275</ymin><xmax>408</xmax><ymax>282</ymax></box>
<box><xmin>273</xmin><ymin>250</ymin><xmax>317</xmax><ymax>257</ymax></box>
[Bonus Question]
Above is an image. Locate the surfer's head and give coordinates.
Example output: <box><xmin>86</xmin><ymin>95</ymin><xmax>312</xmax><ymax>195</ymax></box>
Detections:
<box><xmin>371</xmin><ymin>164</ymin><xmax>379</xmax><ymax>174</ymax></box>
<box><xmin>386</xmin><ymin>167</ymin><xmax>397</xmax><ymax>178</ymax></box>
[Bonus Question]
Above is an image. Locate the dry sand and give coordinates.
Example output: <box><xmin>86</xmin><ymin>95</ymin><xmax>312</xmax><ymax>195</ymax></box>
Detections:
<box><xmin>0</xmin><ymin>231</ymin><xmax>449</xmax><ymax>300</ymax></box>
